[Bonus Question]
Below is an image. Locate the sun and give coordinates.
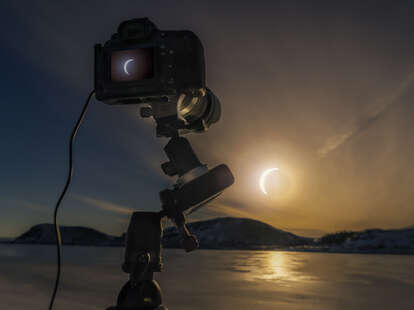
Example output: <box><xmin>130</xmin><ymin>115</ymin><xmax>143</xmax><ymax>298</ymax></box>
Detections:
<box><xmin>260</xmin><ymin>168</ymin><xmax>279</xmax><ymax>195</ymax></box>
<box><xmin>259</xmin><ymin>167</ymin><xmax>290</xmax><ymax>196</ymax></box>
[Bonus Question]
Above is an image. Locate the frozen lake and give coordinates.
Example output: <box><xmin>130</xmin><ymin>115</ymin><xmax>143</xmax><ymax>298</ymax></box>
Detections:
<box><xmin>1</xmin><ymin>244</ymin><xmax>413</xmax><ymax>309</ymax></box>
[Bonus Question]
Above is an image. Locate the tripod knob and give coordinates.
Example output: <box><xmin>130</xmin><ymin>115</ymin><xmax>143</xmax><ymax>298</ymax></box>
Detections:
<box><xmin>161</xmin><ymin>161</ymin><xmax>177</xmax><ymax>176</ymax></box>
<box><xmin>140</xmin><ymin>106</ymin><xmax>153</xmax><ymax>118</ymax></box>
<box><xmin>182</xmin><ymin>235</ymin><xmax>199</xmax><ymax>252</ymax></box>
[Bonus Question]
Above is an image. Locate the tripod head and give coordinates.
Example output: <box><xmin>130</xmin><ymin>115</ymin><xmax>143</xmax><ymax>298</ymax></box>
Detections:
<box><xmin>159</xmin><ymin>136</ymin><xmax>234</xmax><ymax>251</ymax></box>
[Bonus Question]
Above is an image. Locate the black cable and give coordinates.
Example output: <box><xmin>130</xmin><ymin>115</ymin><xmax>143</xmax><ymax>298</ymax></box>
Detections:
<box><xmin>48</xmin><ymin>90</ymin><xmax>95</xmax><ymax>310</ymax></box>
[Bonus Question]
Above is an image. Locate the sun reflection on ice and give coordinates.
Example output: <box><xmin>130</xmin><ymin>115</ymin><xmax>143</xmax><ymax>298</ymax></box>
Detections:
<box><xmin>230</xmin><ymin>251</ymin><xmax>319</xmax><ymax>285</ymax></box>
<box><xmin>262</xmin><ymin>251</ymin><xmax>290</xmax><ymax>280</ymax></box>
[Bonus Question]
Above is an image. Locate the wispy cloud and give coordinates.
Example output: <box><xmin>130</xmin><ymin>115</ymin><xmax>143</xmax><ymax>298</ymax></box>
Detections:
<box><xmin>13</xmin><ymin>200</ymin><xmax>47</xmax><ymax>213</ymax></box>
<box><xmin>202</xmin><ymin>200</ymin><xmax>257</xmax><ymax>220</ymax></box>
<box><xmin>318</xmin><ymin>73</ymin><xmax>414</xmax><ymax>158</ymax></box>
<box><xmin>317</xmin><ymin>130</ymin><xmax>356</xmax><ymax>159</ymax></box>
<box><xmin>74</xmin><ymin>195</ymin><xmax>134</xmax><ymax>216</ymax></box>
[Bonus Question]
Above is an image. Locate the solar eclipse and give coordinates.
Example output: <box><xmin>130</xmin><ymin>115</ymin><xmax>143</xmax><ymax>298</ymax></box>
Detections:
<box><xmin>110</xmin><ymin>48</ymin><xmax>154</xmax><ymax>82</ymax></box>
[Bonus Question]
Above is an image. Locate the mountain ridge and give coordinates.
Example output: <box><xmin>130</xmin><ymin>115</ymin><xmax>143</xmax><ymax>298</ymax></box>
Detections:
<box><xmin>164</xmin><ymin>217</ymin><xmax>311</xmax><ymax>249</ymax></box>
<box><xmin>14</xmin><ymin>223</ymin><xmax>123</xmax><ymax>246</ymax></box>
<box><xmin>12</xmin><ymin>217</ymin><xmax>311</xmax><ymax>249</ymax></box>
<box><xmin>7</xmin><ymin>217</ymin><xmax>414</xmax><ymax>253</ymax></box>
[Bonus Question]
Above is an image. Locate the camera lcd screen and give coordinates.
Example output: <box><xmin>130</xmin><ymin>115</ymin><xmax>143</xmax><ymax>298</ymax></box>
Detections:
<box><xmin>111</xmin><ymin>48</ymin><xmax>154</xmax><ymax>82</ymax></box>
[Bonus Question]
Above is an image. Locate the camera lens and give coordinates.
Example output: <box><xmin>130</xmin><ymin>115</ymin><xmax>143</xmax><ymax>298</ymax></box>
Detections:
<box><xmin>177</xmin><ymin>90</ymin><xmax>221</xmax><ymax>131</ymax></box>
<box><xmin>111</xmin><ymin>48</ymin><xmax>153</xmax><ymax>82</ymax></box>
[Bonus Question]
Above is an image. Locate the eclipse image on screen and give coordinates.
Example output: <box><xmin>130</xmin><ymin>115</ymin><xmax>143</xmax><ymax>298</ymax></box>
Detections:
<box><xmin>111</xmin><ymin>48</ymin><xmax>153</xmax><ymax>82</ymax></box>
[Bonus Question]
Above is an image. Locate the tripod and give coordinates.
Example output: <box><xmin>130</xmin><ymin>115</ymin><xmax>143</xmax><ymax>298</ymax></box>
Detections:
<box><xmin>106</xmin><ymin>135</ymin><xmax>234</xmax><ymax>310</ymax></box>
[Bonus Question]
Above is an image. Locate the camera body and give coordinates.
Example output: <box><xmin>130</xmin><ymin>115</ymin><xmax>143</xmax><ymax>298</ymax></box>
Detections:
<box><xmin>95</xmin><ymin>18</ymin><xmax>205</xmax><ymax>105</ymax></box>
<box><xmin>95</xmin><ymin>18</ymin><xmax>221</xmax><ymax>137</ymax></box>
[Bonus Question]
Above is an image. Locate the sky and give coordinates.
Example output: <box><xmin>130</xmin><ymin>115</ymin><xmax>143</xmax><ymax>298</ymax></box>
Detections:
<box><xmin>1</xmin><ymin>0</ymin><xmax>414</xmax><ymax>238</ymax></box>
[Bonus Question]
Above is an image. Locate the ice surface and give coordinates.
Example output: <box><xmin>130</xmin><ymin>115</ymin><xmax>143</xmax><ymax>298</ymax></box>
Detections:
<box><xmin>0</xmin><ymin>244</ymin><xmax>413</xmax><ymax>310</ymax></box>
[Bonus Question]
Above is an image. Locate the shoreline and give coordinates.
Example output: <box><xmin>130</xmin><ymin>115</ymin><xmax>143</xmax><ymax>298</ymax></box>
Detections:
<box><xmin>2</xmin><ymin>242</ymin><xmax>413</xmax><ymax>255</ymax></box>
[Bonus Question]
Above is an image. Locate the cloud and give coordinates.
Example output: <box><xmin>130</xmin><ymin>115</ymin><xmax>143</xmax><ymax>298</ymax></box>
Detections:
<box><xmin>12</xmin><ymin>200</ymin><xmax>48</xmax><ymax>214</ymax></box>
<box><xmin>317</xmin><ymin>130</ymin><xmax>356</xmax><ymax>159</ymax></box>
<box><xmin>318</xmin><ymin>73</ymin><xmax>414</xmax><ymax>158</ymax></box>
<box><xmin>74</xmin><ymin>195</ymin><xmax>134</xmax><ymax>216</ymax></box>
<box><xmin>208</xmin><ymin>201</ymin><xmax>257</xmax><ymax>219</ymax></box>
<box><xmin>186</xmin><ymin>199</ymin><xmax>260</xmax><ymax>223</ymax></box>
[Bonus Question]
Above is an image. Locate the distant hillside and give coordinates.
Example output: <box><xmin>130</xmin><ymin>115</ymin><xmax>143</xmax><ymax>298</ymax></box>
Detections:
<box><xmin>11</xmin><ymin>219</ymin><xmax>414</xmax><ymax>253</ymax></box>
<box><xmin>315</xmin><ymin>228</ymin><xmax>414</xmax><ymax>254</ymax></box>
<box><xmin>14</xmin><ymin>224</ymin><xmax>123</xmax><ymax>246</ymax></box>
<box><xmin>163</xmin><ymin>217</ymin><xmax>312</xmax><ymax>249</ymax></box>
<box><xmin>12</xmin><ymin>218</ymin><xmax>311</xmax><ymax>249</ymax></box>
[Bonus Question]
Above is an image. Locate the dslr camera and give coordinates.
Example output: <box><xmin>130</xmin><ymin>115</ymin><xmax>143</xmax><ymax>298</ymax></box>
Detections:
<box><xmin>95</xmin><ymin>18</ymin><xmax>221</xmax><ymax>137</ymax></box>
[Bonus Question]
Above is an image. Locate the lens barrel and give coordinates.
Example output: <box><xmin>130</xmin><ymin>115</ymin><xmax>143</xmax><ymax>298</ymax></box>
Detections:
<box><xmin>177</xmin><ymin>89</ymin><xmax>221</xmax><ymax>133</ymax></box>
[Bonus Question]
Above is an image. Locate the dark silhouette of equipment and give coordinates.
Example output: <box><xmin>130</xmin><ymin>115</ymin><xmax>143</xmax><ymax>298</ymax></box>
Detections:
<box><xmin>107</xmin><ymin>134</ymin><xmax>234</xmax><ymax>310</ymax></box>
<box><xmin>48</xmin><ymin>17</ymin><xmax>233</xmax><ymax>310</ymax></box>
<box><xmin>96</xmin><ymin>17</ymin><xmax>235</xmax><ymax>310</ymax></box>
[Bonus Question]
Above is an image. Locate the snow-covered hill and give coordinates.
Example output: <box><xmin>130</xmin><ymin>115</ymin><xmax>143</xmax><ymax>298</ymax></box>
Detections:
<box><xmin>12</xmin><ymin>218</ymin><xmax>311</xmax><ymax>249</ymax></box>
<box><xmin>10</xmin><ymin>219</ymin><xmax>414</xmax><ymax>253</ymax></box>
<box><xmin>313</xmin><ymin>228</ymin><xmax>414</xmax><ymax>254</ymax></box>
<box><xmin>163</xmin><ymin>217</ymin><xmax>311</xmax><ymax>249</ymax></box>
<box><xmin>13</xmin><ymin>224</ymin><xmax>122</xmax><ymax>246</ymax></box>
